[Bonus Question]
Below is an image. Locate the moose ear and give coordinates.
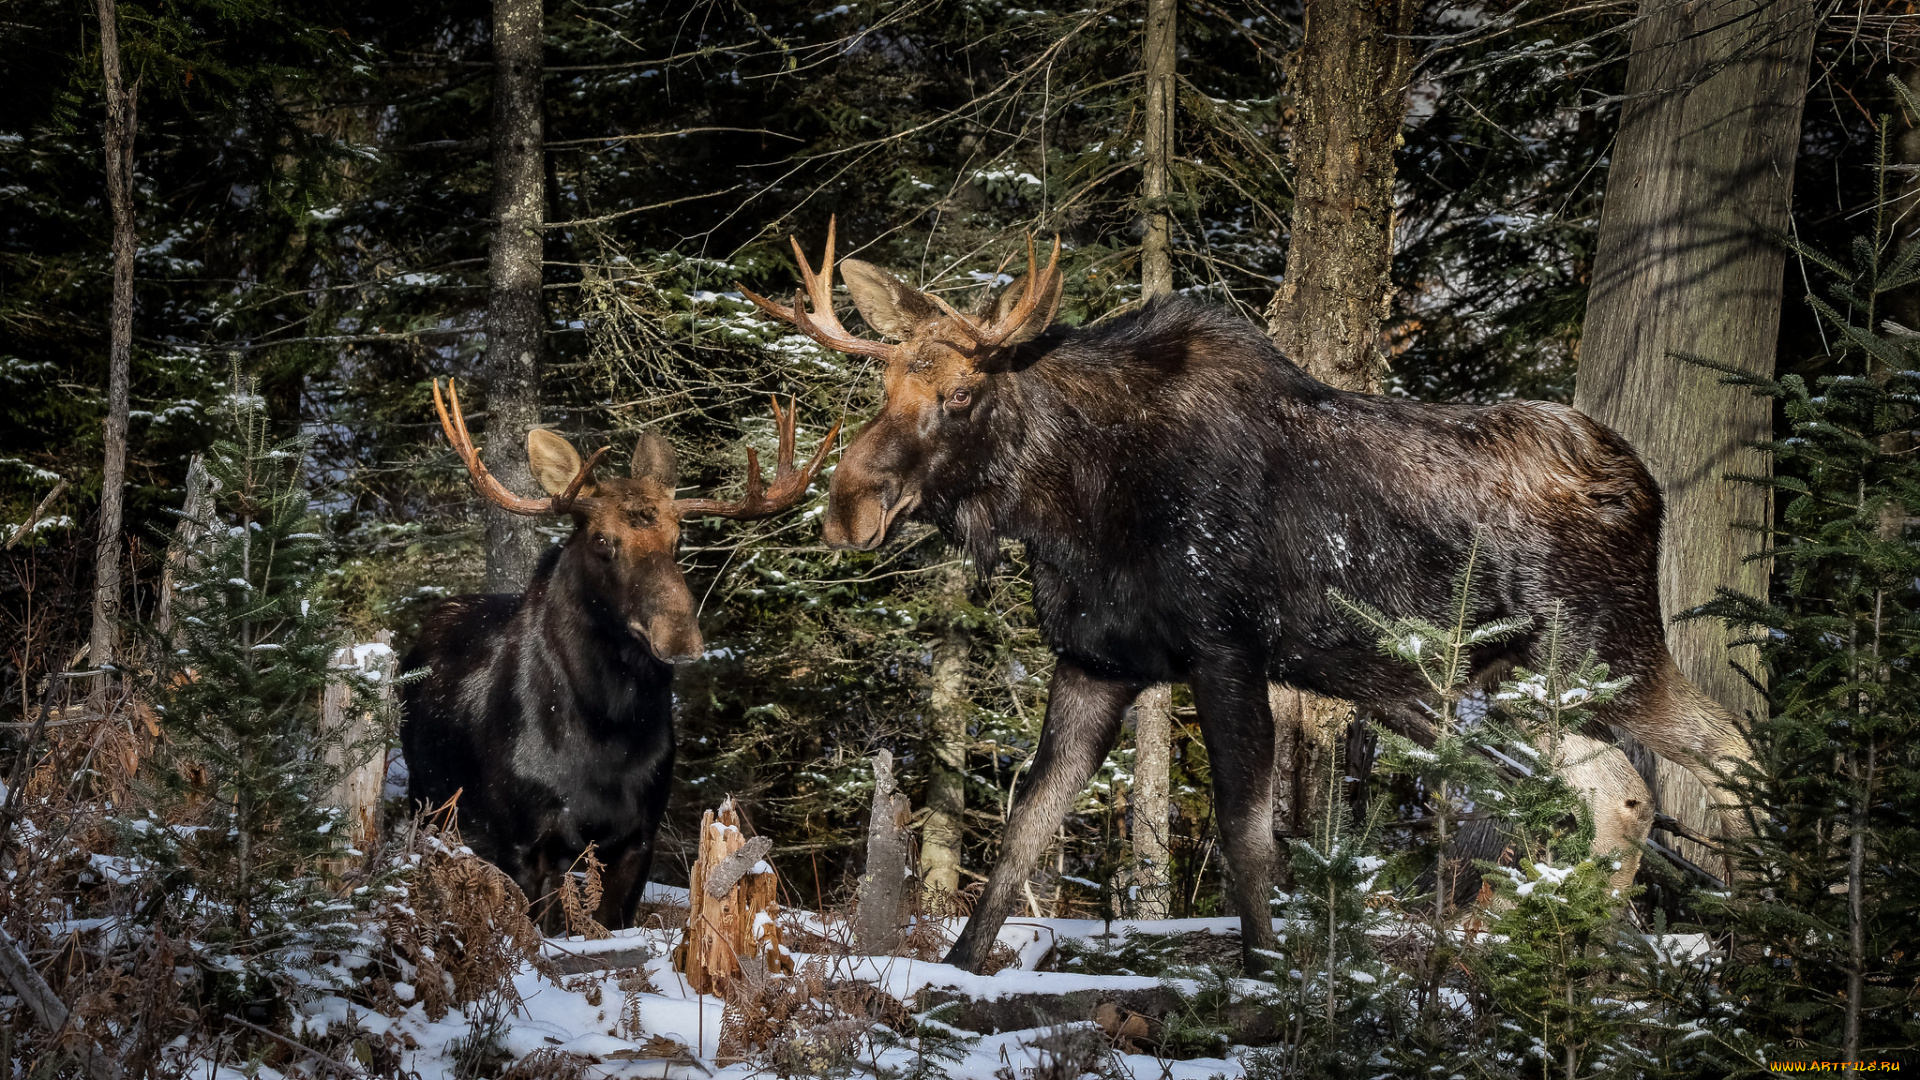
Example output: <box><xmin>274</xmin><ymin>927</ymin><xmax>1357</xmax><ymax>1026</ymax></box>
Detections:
<box><xmin>527</xmin><ymin>428</ymin><xmax>595</xmax><ymax>497</ymax></box>
<box><xmin>840</xmin><ymin>259</ymin><xmax>941</xmax><ymax>341</ymax></box>
<box><xmin>630</xmin><ymin>430</ymin><xmax>679</xmax><ymax>488</ymax></box>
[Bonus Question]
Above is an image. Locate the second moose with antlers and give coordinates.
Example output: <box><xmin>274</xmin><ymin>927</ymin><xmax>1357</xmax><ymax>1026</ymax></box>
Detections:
<box><xmin>401</xmin><ymin>381</ymin><xmax>837</xmax><ymax>927</ymax></box>
<box><xmin>745</xmin><ymin>221</ymin><xmax>1751</xmax><ymax>975</ymax></box>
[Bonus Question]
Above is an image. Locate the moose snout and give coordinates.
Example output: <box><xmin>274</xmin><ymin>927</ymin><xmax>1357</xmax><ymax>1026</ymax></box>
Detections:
<box><xmin>630</xmin><ymin>616</ymin><xmax>703</xmax><ymax>665</ymax></box>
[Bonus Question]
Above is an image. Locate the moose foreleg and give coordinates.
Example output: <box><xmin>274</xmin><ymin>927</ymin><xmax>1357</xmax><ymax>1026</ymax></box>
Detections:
<box><xmin>942</xmin><ymin>662</ymin><xmax>1140</xmax><ymax>973</ymax></box>
<box><xmin>1192</xmin><ymin>659</ymin><xmax>1281</xmax><ymax>974</ymax></box>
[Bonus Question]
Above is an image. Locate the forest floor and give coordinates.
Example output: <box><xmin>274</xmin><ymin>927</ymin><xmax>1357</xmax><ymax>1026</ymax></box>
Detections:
<box><xmin>294</xmin><ymin>883</ymin><xmax>1265</xmax><ymax>1080</ymax></box>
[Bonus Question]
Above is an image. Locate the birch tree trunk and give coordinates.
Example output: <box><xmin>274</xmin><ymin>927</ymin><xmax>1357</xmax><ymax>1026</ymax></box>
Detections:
<box><xmin>1129</xmin><ymin>684</ymin><xmax>1173</xmax><ymax>919</ymax></box>
<box><xmin>482</xmin><ymin>0</ymin><xmax>546</xmax><ymax>592</ymax></box>
<box><xmin>88</xmin><ymin>0</ymin><xmax>137</xmax><ymax>708</ymax></box>
<box><xmin>1126</xmin><ymin>0</ymin><xmax>1179</xmax><ymax>916</ymax></box>
<box><xmin>1139</xmin><ymin>0</ymin><xmax>1176</xmax><ymax>298</ymax></box>
<box><xmin>1264</xmin><ymin>0</ymin><xmax>1418</xmax><ymax>844</ymax></box>
<box><xmin>920</xmin><ymin>565</ymin><xmax>970</xmax><ymax>907</ymax></box>
<box><xmin>1573</xmin><ymin>0</ymin><xmax>1816</xmax><ymax>867</ymax></box>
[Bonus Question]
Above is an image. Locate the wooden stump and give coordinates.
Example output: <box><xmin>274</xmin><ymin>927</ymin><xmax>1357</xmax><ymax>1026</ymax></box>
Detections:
<box><xmin>321</xmin><ymin>630</ymin><xmax>395</xmax><ymax>853</ymax></box>
<box><xmin>679</xmin><ymin>799</ymin><xmax>791</xmax><ymax>996</ymax></box>
<box><xmin>855</xmin><ymin>749</ymin><xmax>912</xmax><ymax>956</ymax></box>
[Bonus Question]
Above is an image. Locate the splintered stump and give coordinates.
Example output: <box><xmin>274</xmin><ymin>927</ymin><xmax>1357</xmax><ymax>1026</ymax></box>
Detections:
<box><xmin>678</xmin><ymin>800</ymin><xmax>792</xmax><ymax>995</ymax></box>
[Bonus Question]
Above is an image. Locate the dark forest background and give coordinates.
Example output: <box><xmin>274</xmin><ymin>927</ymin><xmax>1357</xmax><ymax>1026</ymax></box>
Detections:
<box><xmin>3</xmin><ymin>0</ymin><xmax>1918</xmax><ymax>1070</ymax></box>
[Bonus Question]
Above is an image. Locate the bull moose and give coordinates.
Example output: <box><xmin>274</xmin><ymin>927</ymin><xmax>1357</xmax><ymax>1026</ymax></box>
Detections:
<box><xmin>744</xmin><ymin>222</ymin><xmax>1750</xmax><ymax>974</ymax></box>
<box><xmin>401</xmin><ymin>379</ymin><xmax>836</xmax><ymax>927</ymax></box>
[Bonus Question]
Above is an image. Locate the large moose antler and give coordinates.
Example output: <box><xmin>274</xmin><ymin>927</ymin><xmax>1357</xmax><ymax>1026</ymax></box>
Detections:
<box><xmin>433</xmin><ymin>378</ymin><xmax>606</xmax><ymax>515</ymax></box>
<box><xmin>959</xmin><ymin>234</ymin><xmax>1062</xmax><ymax>349</ymax></box>
<box><xmin>738</xmin><ymin>217</ymin><xmax>895</xmax><ymax>360</ymax></box>
<box><xmin>676</xmin><ymin>396</ymin><xmax>842</xmax><ymax>520</ymax></box>
<box><xmin>742</xmin><ymin>216</ymin><xmax>1061</xmax><ymax>359</ymax></box>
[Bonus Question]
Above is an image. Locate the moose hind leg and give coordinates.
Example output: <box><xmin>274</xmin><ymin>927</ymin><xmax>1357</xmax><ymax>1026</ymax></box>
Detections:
<box><xmin>1613</xmin><ymin>659</ymin><xmax>1754</xmax><ymax>851</ymax></box>
<box><xmin>943</xmin><ymin>661</ymin><xmax>1139</xmax><ymax>973</ymax></box>
<box><xmin>1191</xmin><ymin>659</ymin><xmax>1280</xmax><ymax>973</ymax></box>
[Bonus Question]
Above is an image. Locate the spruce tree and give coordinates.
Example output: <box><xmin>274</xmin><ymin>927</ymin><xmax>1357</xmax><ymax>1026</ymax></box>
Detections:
<box><xmin>127</xmin><ymin>372</ymin><xmax>388</xmax><ymax>1020</ymax></box>
<box><xmin>1682</xmin><ymin>90</ymin><xmax>1920</xmax><ymax>1068</ymax></box>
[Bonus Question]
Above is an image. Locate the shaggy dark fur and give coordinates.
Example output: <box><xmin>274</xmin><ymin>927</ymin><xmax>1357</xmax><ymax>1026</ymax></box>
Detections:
<box><xmin>400</xmin><ymin>545</ymin><xmax>675</xmax><ymax>928</ymax></box>
<box><xmin>825</xmin><ymin>294</ymin><xmax>1742</xmax><ymax>974</ymax></box>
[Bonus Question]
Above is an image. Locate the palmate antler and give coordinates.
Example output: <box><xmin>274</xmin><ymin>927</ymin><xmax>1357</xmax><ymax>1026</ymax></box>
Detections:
<box><xmin>739</xmin><ymin>217</ymin><xmax>895</xmax><ymax>360</ymax></box>
<box><xmin>676</xmin><ymin>395</ymin><xmax>842</xmax><ymax>520</ymax></box>
<box><xmin>433</xmin><ymin>378</ymin><xmax>606</xmax><ymax>515</ymax></box>
<box><xmin>741</xmin><ymin>216</ymin><xmax>1061</xmax><ymax>359</ymax></box>
<box><xmin>957</xmin><ymin>234</ymin><xmax>1062</xmax><ymax>350</ymax></box>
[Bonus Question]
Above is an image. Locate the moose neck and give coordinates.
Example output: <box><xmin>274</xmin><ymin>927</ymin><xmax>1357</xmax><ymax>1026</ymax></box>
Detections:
<box><xmin>522</xmin><ymin>543</ymin><xmax>673</xmax><ymax>716</ymax></box>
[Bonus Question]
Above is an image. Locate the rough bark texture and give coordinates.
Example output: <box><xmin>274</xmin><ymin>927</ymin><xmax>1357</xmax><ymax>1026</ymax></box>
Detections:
<box><xmin>1264</xmin><ymin>0</ymin><xmax>1418</xmax><ymax>849</ymax></box>
<box><xmin>1129</xmin><ymin>0</ymin><xmax>1178</xmax><ymax>917</ymax></box>
<box><xmin>1128</xmin><ymin>684</ymin><xmax>1173</xmax><ymax>919</ymax></box>
<box><xmin>1263</xmin><ymin>0</ymin><xmax>1417</xmax><ymax>392</ymax></box>
<box><xmin>680</xmin><ymin>801</ymin><xmax>790</xmax><ymax>996</ymax></box>
<box><xmin>89</xmin><ymin>0</ymin><xmax>137</xmax><ymax>703</ymax></box>
<box><xmin>322</xmin><ymin>630</ymin><xmax>396</xmax><ymax>853</ymax></box>
<box><xmin>1573</xmin><ymin>0</ymin><xmax>1816</xmax><ymax>864</ymax></box>
<box><xmin>856</xmin><ymin>750</ymin><xmax>911</xmax><ymax>956</ymax></box>
<box><xmin>482</xmin><ymin>0</ymin><xmax>547</xmax><ymax>592</ymax></box>
<box><xmin>1139</xmin><ymin>0</ymin><xmax>1176</xmax><ymax>299</ymax></box>
<box><xmin>920</xmin><ymin>568</ymin><xmax>970</xmax><ymax>907</ymax></box>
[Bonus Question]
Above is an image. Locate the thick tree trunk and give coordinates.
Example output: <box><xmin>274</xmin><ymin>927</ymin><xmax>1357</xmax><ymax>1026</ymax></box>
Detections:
<box><xmin>88</xmin><ymin>0</ymin><xmax>137</xmax><ymax>709</ymax></box>
<box><xmin>1129</xmin><ymin>684</ymin><xmax>1173</xmax><ymax>919</ymax></box>
<box><xmin>482</xmin><ymin>0</ymin><xmax>546</xmax><ymax>592</ymax></box>
<box><xmin>1573</xmin><ymin>0</ymin><xmax>1816</xmax><ymax>866</ymax></box>
<box><xmin>920</xmin><ymin>566</ymin><xmax>970</xmax><ymax>907</ymax></box>
<box><xmin>1264</xmin><ymin>0</ymin><xmax>1417</xmax><ymax>392</ymax></box>
<box><xmin>1264</xmin><ymin>0</ymin><xmax>1418</xmax><ymax>847</ymax></box>
<box><xmin>1139</xmin><ymin>0</ymin><xmax>1176</xmax><ymax>298</ymax></box>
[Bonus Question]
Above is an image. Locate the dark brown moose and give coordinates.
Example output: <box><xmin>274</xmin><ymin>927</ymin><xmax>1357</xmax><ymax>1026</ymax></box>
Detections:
<box><xmin>744</xmin><ymin>221</ymin><xmax>1750</xmax><ymax>974</ymax></box>
<box><xmin>401</xmin><ymin>379</ymin><xmax>837</xmax><ymax>927</ymax></box>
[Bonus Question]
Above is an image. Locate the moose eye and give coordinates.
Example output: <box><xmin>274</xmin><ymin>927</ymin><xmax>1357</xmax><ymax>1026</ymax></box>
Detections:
<box><xmin>947</xmin><ymin>387</ymin><xmax>973</xmax><ymax>411</ymax></box>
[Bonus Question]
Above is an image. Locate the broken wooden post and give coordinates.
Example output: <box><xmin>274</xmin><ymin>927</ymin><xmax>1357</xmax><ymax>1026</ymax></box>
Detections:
<box><xmin>321</xmin><ymin>630</ymin><xmax>395</xmax><ymax>854</ymax></box>
<box><xmin>855</xmin><ymin>749</ymin><xmax>912</xmax><ymax>956</ymax></box>
<box><xmin>679</xmin><ymin>799</ymin><xmax>791</xmax><ymax>995</ymax></box>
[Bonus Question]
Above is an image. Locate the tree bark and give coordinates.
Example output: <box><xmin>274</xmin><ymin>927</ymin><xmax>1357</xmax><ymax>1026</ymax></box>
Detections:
<box><xmin>920</xmin><ymin>565</ymin><xmax>970</xmax><ymax>908</ymax></box>
<box><xmin>1139</xmin><ymin>0</ymin><xmax>1176</xmax><ymax>299</ymax></box>
<box><xmin>1127</xmin><ymin>0</ymin><xmax>1180</xmax><ymax>920</ymax></box>
<box><xmin>1573</xmin><ymin>0</ymin><xmax>1816</xmax><ymax>865</ymax></box>
<box><xmin>482</xmin><ymin>0</ymin><xmax>547</xmax><ymax>592</ymax></box>
<box><xmin>1129</xmin><ymin>684</ymin><xmax>1173</xmax><ymax>919</ymax></box>
<box><xmin>89</xmin><ymin>0</ymin><xmax>137</xmax><ymax>707</ymax></box>
<box><xmin>1264</xmin><ymin>0</ymin><xmax>1417</xmax><ymax>392</ymax></box>
<box><xmin>1264</xmin><ymin>0</ymin><xmax>1418</xmax><ymax>848</ymax></box>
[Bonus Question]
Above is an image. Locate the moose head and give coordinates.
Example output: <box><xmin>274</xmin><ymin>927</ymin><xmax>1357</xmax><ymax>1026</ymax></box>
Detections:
<box><xmin>432</xmin><ymin>378</ymin><xmax>839</xmax><ymax>662</ymax></box>
<box><xmin>740</xmin><ymin>218</ymin><xmax>1063</xmax><ymax>551</ymax></box>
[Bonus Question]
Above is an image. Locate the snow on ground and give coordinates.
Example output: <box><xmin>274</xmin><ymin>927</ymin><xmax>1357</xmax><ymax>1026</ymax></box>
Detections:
<box><xmin>287</xmin><ymin>890</ymin><xmax>1263</xmax><ymax>1080</ymax></box>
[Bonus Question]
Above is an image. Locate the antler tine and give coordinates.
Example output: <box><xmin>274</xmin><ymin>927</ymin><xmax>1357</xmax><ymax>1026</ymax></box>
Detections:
<box><xmin>557</xmin><ymin>446</ymin><xmax>610</xmax><ymax>509</ymax></box>
<box><xmin>977</xmin><ymin>235</ymin><xmax>1061</xmax><ymax>347</ymax></box>
<box><xmin>432</xmin><ymin>378</ymin><xmax>557</xmax><ymax>516</ymax></box>
<box><xmin>677</xmin><ymin>403</ymin><xmax>844</xmax><ymax>521</ymax></box>
<box><xmin>736</xmin><ymin>216</ymin><xmax>893</xmax><ymax>360</ymax></box>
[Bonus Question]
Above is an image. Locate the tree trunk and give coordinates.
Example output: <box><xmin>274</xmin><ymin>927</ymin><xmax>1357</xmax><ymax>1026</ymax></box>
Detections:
<box><xmin>482</xmin><ymin>0</ymin><xmax>546</xmax><ymax>592</ymax></box>
<box><xmin>89</xmin><ymin>0</ymin><xmax>137</xmax><ymax>708</ymax></box>
<box><xmin>920</xmin><ymin>565</ymin><xmax>970</xmax><ymax>908</ymax></box>
<box><xmin>1127</xmin><ymin>0</ymin><xmax>1180</xmax><ymax>920</ymax></box>
<box><xmin>1573</xmin><ymin>0</ymin><xmax>1816</xmax><ymax>866</ymax></box>
<box><xmin>1129</xmin><ymin>684</ymin><xmax>1173</xmax><ymax>919</ymax></box>
<box><xmin>1139</xmin><ymin>0</ymin><xmax>1176</xmax><ymax>298</ymax></box>
<box><xmin>1264</xmin><ymin>0</ymin><xmax>1417</xmax><ymax>392</ymax></box>
<box><xmin>1264</xmin><ymin>0</ymin><xmax>1418</xmax><ymax>847</ymax></box>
